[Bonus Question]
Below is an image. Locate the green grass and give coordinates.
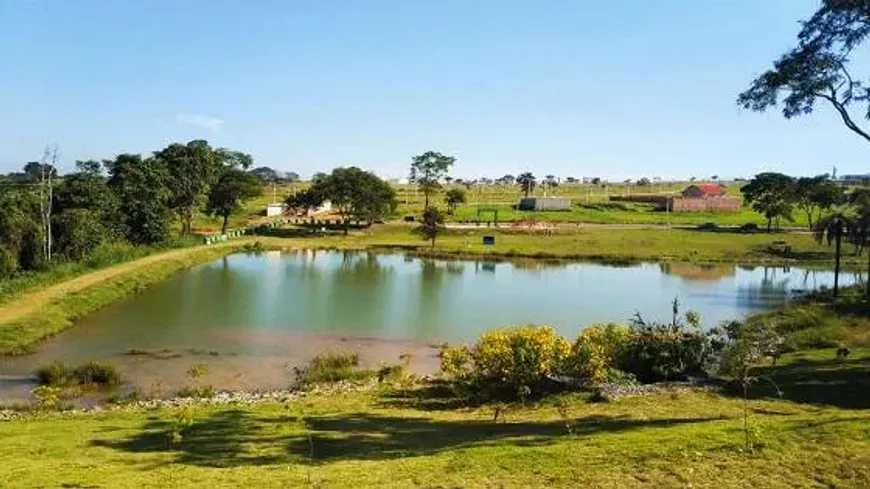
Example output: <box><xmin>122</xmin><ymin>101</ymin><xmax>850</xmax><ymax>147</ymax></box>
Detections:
<box><xmin>262</xmin><ymin>223</ymin><xmax>851</xmax><ymax>266</ymax></box>
<box><xmin>2</xmin><ymin>350</ymin><xmax>868</xmax><ymax>488</ymax></box>
<box><xmin>0</xmin><ymin>245</ymin><xmax>242</xmax><ymax>356</ymax></box>
<box><xmin>0</xmin><ymin>237</ymin><xmax>201</xmax><ymax>306</ymax></box>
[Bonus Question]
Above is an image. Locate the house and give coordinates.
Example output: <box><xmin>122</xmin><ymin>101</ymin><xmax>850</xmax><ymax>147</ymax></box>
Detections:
<box><xmin>671</xmin><ymin>182</ymin><xmax>740</xmax><ymax>212</ymax></box>
<box><xmin>517</xmin><ymin>197</ymin><xmax>571</xmax><ymax>211</ymax></box>
<box><xmin>681</xmin><ymin>183</ymin><xmax>727</xmax><ymax>199</ymax></box>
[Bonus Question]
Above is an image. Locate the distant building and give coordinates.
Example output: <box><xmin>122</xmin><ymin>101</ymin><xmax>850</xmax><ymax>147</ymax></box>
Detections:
<box><xmin>840</xmin><ymin>174</ymin><xmax>870</xmax><ymax>183</ymax></box>
<box><xmin>671</xmin><ymin>182</ymin><xmax>740</xmax><ymax>212</ymax></box>
<box><xmin>517</xmin><ymin>197</ymin><xmax>571</xmax><ymax>211</ymax></box>
<box><xmin>681</xmin><ymin>183</ymin><xmax>727</xmax><ymax>199</ymax></box>
<box><xmin>266</xmin><ymin>203</ymin><xmax>287</xmax><ymax>217</ymax></box>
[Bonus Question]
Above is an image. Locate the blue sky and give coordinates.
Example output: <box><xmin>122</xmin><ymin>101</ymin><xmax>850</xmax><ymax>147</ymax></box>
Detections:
<box><xmin>0</xmin><ymin>0</ymin><xmax>865</xmax><ymax>180</ymax></box>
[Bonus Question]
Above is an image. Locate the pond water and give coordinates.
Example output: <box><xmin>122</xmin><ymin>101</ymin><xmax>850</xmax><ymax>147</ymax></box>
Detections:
<box><xmin>0</xmin><ymin>250</ymin><xmax>859</xmax><ymax>401</ymax></box>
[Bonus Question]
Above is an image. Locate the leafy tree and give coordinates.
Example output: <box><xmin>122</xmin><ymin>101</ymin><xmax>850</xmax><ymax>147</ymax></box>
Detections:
<box><xmin>249</xmin><ymin>166</ymin><xmax>280</xmax><ymax>182</ymax></box>
<box><xmin>591</xmin><ymin>177</ymin><xmax>602</xmax><ymax>185</ymax></box>
<box><xmin>516</xmin><ymin>172</ymin><xmax>536</xmax><ymax>197</ymax></box>
<box><xmin>308</xmin><ymin>167</ymin><xmax>397</xmax><ymax>234</ymax></box>
<box><xmin>740</xmin><ymin>173</ymin><xmax>796</xmax><ymax>232</ymax></box>
<box><xmin>282</xmin><ymin>171</ymin><xmax>300</xmax><ymax>183</ymax></box>
<box><xmin>409</xmin><ymin>151</ymin><xmax>456</xmax><ymax>209</ymax></box>
<box><xmin>154</xmin><ymin>140</ymin><xmax>221</xmax><ymax>236</ymax></box>
<box><xmin>498</xmin><ymin>174</ymin><xmax>515</xmax><ymax>185</ymax></box>
<box><xmin>444</xmin><ymin>188</ymin><xmax>467</xmax><ymax>214</ymax></box>
<box><xmin>814</xmin><ymin>210</ymin><xmax>854</xmax><ymax>297</ymax></box>
<box><xmin>52</xmin><ymin>209</ymin><xmax>106</xmax><ymax>260</ymax></box>
<box><xmin>795</xmin><ymin>175</ymin><xmax>843</xmax><ymax>229</ymax></box>
<box><xmin>636</xmin><ymin>177</ymin><xmax>652</xmax><ymax>186</ymax></box>
<box><xmin>543</xmin><ymin>175</ymin><xmax>559</xmax><ymax>191</ymax></box>
<box><xmin>207</xmin><ymin>169</ymin><xmax>263</xmax><ymax>234</ymax></box>
<box><xmin>0</xmin><ymin>189</ymin><xmax>43</xmax><ymax>275</ymax></box>
<box><xmin>738</xmin><ymin>1</ymin><xmax>870</xmax><ymax>144</ymax></box>
<box><xmin>107</xmin><ymin>154</ymin><xmax>174</xmax><ymax>245</ymax></box>
<box><xmin>419</xmin><ymin>206</ymin><xmax>445</xmax><ymax>248</ymax></box>
<box><xmin>565</xmin><ymin>177</ymin><xmax>578</xmax><ymax>184</ymax></box>
<box><xmin>285</xmin><ymin>188</ymin><xmax>323</xmax><ymax>213</ymax></box>
<box><xmin>53</xmin><ymin>160</ymin><xmax>119</xmax><ymax>224</ymax></box>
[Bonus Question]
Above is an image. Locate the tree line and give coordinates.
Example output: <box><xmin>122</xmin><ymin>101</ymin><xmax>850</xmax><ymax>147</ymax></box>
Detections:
<box><xmin>0</xmin><ymin>140</ymin><xmax>262</xmax><ymax>278</ymax></box>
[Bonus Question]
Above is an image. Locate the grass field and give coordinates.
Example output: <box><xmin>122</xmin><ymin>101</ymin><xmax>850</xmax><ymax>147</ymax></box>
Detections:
<box><xmin>1</xmin><ymin>348</ymin><xmax>868</xmax><ymax>488</ymax></box>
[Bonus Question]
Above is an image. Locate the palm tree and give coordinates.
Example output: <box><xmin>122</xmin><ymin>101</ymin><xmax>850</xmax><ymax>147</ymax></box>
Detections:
<box><xmin>849</xmin><ymin>191</ymin><xmax>870</xmax><ymax>299</ymax></box>
<box><xmin>814</xmin><ymin>212</ymin><xmax>854</xmax><ymax>297</ymax></box>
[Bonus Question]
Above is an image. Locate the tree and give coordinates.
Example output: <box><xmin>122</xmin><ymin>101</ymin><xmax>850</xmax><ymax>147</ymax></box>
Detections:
<box><xmin>516</xmin><ymin>172</ymin><xmax>536</xmax><ymax>197</ymax></box>
<box><xmin>249</xmin><ymin>166</ymin><xmax>280</xmax><ymax>182</ymax></box>
<box><xmin>154</xmin><ymin>140</ymin><xmax>222</xmax><ymax>236</ymax></box>
<box><xmin>498</xmin><ymin>174</ymin><xmax>515</xmax><ymax>185</ymax></box>
<box><xmin>543</xmin><ymin>175</ymin><xmax>559</xmax><ymax>192</ymax></box>
<box><xmin>107</xmin><ymin>154</ymin><xmax>174</xmax><ymax>245</ymax></box>
<box><xmin>410</xmin><ymin>151</ymin><xmax>455</xmax><ymax>209</ymax></box>
<box><xmin>0</xmin><ymin>189</ymin><xmax>43</xmax><ymax>275</ymax></box>
<box><xmin>636</xmin><ymin>177</ymin><xmax>652</xmax><ymax>186</ymax></box>
<box><xmin>565</xmin><ymin>177</ymin><xmax>578</xmax><ymax>184</ymax></box>
<box><xmin>307</xmin><ymin>167</ymin><xmax>397</xmax><ymax>234</ymax></box>
<box><xmin>814</xmin><ymin>211</ymin><xmax>854</xmax><ymax>297</ymax></box>
<box><xmin>419</xmin><ymin>206</ymin><xmax>444</xmax><ymax>248</ymax></box>
<box><xmin>738</xmin><ymin>1</ymin><xmax>870</xmax><ymax>144</ymax></box>
<box><xmin>591</xmin><ymin>177</ymin><xmax>602</xmax><ymax>185</ymax></box>
<box><xmin>444</xmin><ymin>188</ymin><xmax>467</xmax><ymax>214</ymax></box>
<box><xmin>795</xmin><ymin>175</ymin><xmax>843</xmax><ymax>229</ymax></box>
<box><xmin>740</xmin><ymin>173</ymin><xmax>796</xmax><ymax>232</ymax></box>
<box><xmin>207</xmin><ymin>169</ymin><xmax>263</xmax><ymax>234</ymax></box>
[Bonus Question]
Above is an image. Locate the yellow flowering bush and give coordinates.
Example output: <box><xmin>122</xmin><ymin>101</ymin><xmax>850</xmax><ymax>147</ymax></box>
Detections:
<box><xmin>564</xmin><ymin>324</ymin><xmax>633</xmax><ymax>383</ymax></box>
<box><xmin>440</xmin><ymin>325</ymin><xmax>571</xmax><ymax>398</ymax></box>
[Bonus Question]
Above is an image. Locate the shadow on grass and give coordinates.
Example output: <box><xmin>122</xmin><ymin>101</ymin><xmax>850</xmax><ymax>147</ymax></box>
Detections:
<box><xmin>92</xmin><ymin>407</ymin><xmax>720</xmax><ymax>467</ymax></box>
<box><xmin>724</xmin><ymin>355</ymin><xmax>870</xmax><ymax>409</ymax></box>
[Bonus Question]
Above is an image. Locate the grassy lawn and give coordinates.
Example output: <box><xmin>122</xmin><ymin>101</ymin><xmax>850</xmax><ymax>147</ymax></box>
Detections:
<box><xmin>259</xmin><ymin>223</ymin><xmax>848</xmax><ymax>265</ymax></box>
<box><xmin>2</xmin><ymin>349</ymin><xmax>868</xmax><ymax>488</ymax></box>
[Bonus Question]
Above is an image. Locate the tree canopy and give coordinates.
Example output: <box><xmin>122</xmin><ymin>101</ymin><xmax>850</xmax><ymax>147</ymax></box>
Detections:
<box><xmin>738</xmin><ymin>1</ymin><xmax>870</xmax><ymax>143</ymax></box>
<box><xmin>516</xmin><ymin>172</ymin><xmax>536</xmax><ymax>198</ymax></box>
<box><xmin>409</xmin><ymin>151</ymin><xmax>455</xmax><ymax>209</ymax></box>
<box><xmin>740</xmin><ymin>173</ymin><xmax>796</xmax><ymax>232</ymax></box>
<box><xmin>304</xmin><ymin>167</ymin><xmax>397</xmax><ymax>233</ymax></box>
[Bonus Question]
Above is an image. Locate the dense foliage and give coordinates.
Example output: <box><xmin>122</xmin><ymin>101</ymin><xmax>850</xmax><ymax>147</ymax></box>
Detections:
<box><xmin>0</xmin><ymin>140</ymin><xmax>255</xmax><ymax>279</ymax></box>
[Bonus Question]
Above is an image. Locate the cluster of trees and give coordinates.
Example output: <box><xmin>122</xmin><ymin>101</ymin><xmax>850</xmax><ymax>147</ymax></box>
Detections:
<box><xmin>0</xmin><ymin>140</ymin><xmax>261</xmax><ymax>278</ymax></box>
<box><xmin>741</xmin><ymin>173</ymin><xmax>843</xmax><ymax>232</ymax></box>
<box><xmin>286</xmin><ymin>167</ymin><xmax>398</xmax><ymax>234</ymax></box>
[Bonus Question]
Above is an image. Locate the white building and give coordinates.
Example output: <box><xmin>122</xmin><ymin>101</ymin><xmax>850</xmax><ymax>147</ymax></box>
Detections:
<box><xmin>266</xmin><ymin>203</ymin><xmax>287</xmax><ymax>217</ymax></box>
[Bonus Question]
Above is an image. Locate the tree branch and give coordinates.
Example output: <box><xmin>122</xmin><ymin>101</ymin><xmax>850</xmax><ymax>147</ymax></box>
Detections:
<box><xmin>817</xmin><ymin>92</ymin><xmax>870</xmax><ymax>143</ymax></box>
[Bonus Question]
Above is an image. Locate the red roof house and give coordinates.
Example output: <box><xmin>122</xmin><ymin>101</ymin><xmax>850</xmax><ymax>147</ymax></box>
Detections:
<box><xmin>681</xmin><ymin>183</ymin><xmax>727</xmax><ymax>199</ymax></box>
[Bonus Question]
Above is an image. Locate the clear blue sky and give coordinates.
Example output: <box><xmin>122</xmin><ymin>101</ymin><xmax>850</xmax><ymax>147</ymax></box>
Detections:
<box><xmin>0</xmin><ymin>0</ymin><xmax>865</xmax><ymax>180</ymax></box>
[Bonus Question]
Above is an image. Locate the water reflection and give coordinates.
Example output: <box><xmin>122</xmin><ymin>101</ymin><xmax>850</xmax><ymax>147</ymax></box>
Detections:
<box><xmin>659</xmin><ymin>263</ymin><xmax>735</xmax><ymax>282</ymax></box>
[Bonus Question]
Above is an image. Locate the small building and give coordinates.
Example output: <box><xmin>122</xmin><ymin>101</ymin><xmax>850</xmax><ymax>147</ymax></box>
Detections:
<box><xmin>671</xmin><ymin>182</ymin><xmax>740</xmax><ymax>212</ymax></box>
<box><xmin>517</xmin><ymin>197</ymin><xmax>571</xmax><ymax>211</ymax></box>
<box><xmin>266</xmin><ymin>203</ymin><xmax>287</xmax><ymax>217</ymax></box>
<box><xmin>681</xmin><ymin>183</ymin><xmax>727</xmax><ymax>199</ymax></box>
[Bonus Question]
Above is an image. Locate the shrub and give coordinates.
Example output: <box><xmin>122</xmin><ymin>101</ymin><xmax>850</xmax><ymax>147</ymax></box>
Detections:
<box><xmin>176</xmin><ymin>385</ymin><xmax>216</xmax><ymax>398</ymax></box>
<box><xmin>440</xmin><ymin>325</ymin><xmax>571</xmax><ymax>398</ymax></box>
<box><xmin>37</xmin><ymin>360</ymin><xmax>121</xmax><ymax>387</ymax></box>
<box><xmin>697</xmin><ymin>222</ymin><xmax>718</xmax><ymax>231</ymax></box>
<box><xmin>740</xmin><ymin>223</ymin><xmax>760</xmax><ymax>234</ymax></box>
<box><xmin>72</xmin><ymin>361</ymin><xmax>122</xmax><ymax>386</ymax></box>
<box><xmin>294</xmin><ymin>351</ymin><xmax>369</xmax><ymax>387</ymax></box>
<box><xmin>36</xmin><ymin>361</ymin><xmax>72</xmax><ymax>386</ymax></box>
<box><xmin>620</xmin><ymin>325</ymin><xmax>713</xmax><ymax>383</ymax></box>
<box><xmin>563</xmin><ymin>324</ymin><xmax>632</xmax><ymax>383</ymax></box>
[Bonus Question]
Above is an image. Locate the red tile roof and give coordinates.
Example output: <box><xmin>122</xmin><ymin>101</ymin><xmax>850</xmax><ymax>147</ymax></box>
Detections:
<box><xmin>684</xmin><ymin>183</ymin><xmax>726</xmax><ymax>197</ymax></box>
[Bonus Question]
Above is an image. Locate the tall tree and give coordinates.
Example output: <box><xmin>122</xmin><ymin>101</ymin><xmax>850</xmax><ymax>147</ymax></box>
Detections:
<box><xmin>107</xmin><ymin>154</ymin><xmax>173</xmax><ymax>245</ymax></box>
<box><xmin>740</xmin><ymin>173</ymin><xmax>796</xmax><ymax>232</ymax></box>
<box><xmin>814</xmin><ymin>211</ymin><xmax>854</xmax><ymax>297</ymax></box>
<box><xmin>409</xmin><ymin>151</ymin><xmax>455</xmax><ymax>209</ymax></box>
<box><xmin>738</xmin><ymin>1</ymin><xmax>870</xmax><ymax>144</ymax></box>
<box><xmin>249</xmin><ymin>166</ymin><xmax>280</xmax><ymax>182</ymax></box>
<box><xmin>794</xmin><ymin>175</ymin><xmax>843</xmax><ymax>229</ymax></box>
<box><xmin>516</xmin><ymin>172</ymin><xmax>537</xmax><ymax>198</ymax></box>
<box><xmin>850</xmin><ymin>190</ymin><xmax>870</xmax><ymax>298</ymax></box>
<box><xmin>154</xmin><ymin>140</ymin><xmax>221</xmax><ymax>236</ymax></box>
<box><xmin>207</xmin><ymin>169</ymin><xmax>263</xmax><ymax>234</ymax></box>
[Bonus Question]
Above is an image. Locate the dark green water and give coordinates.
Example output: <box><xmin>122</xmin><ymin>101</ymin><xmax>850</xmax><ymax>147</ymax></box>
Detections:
<box><xmin>0</xmin><ymin>250</ymin><xmax>857</xmax><ymax>400</ymax></box>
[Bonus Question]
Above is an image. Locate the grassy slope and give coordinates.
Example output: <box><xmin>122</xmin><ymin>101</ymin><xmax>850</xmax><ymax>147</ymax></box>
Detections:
<box><xmin>2</xmin><ymin>349</ymin><xmax>868</xmax><ymax>488</ymax></box>
<box><xmin>0</xmin><ymin>242</ymin><xmax>249</xmax><ymax>355</ymax></box>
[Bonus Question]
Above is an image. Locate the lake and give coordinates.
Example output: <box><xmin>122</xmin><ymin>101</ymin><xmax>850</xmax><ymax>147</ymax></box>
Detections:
<box><xmin>0</xmin><ymin>250</ymin><xmax>859</xmax><ymax>400</ymax></box>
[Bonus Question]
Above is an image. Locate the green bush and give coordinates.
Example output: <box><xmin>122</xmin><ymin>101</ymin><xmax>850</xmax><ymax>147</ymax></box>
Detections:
<box><xmin>36</xmin><ymin>361</ymin><xmax>73</xmax><ymax>386</ymax></box>
<box><xmin>176</xmin><ymin>385</ymin><xmax>216</xmax><ymax>398</ymax></box>
<box><xmin>619</xmin><ymin>325</ymin><xmax>713</xmax><ymax>383</ymax></box>
<box><xmin>293</xmin><ymin>351</ymin><xmax>370</xmax><ymax>387</ymax></box>
<box><xmin>440</xmin><ymin>325</ymin><xmax>571</xmax><ymax>399</ymax></box>
<box><xmin>563</xmin><ymin>324</ymin><xmax>632</xmax><ymax>383</ymax></box>
<box><xmin>72</xmin><ymin>361</ymin><xmax>122</xmax><ymax>386</ymax></box>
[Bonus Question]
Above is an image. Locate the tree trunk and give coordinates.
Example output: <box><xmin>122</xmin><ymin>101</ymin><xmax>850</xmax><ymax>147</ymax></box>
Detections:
<box><xmin>834</xmin><ymin>225</ymin><xmax>842</xmax><ymax>297</ymax></box>
<box><xmin>767</xmin><ymin>217</ymin><xmax>772</xmax><ymax>233</ymax></box>
<box><xmin>221</xmin><ymin>214</ymin><xmax>229</xmax><ymax>234</ymax></box>
<box><xmin>424</xmin><ymin>192</ymin><xmax>429</xmax><ymax>210</ymax></box>
<box><xmin>431</xmin><ymin>235</ymin><xmax>436</xmax><ymax>248</ymax></box>
<box><xmin>866</xmin><ymin>243</ymin><xmax>870</xmax><ymax>300</ymax></box>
